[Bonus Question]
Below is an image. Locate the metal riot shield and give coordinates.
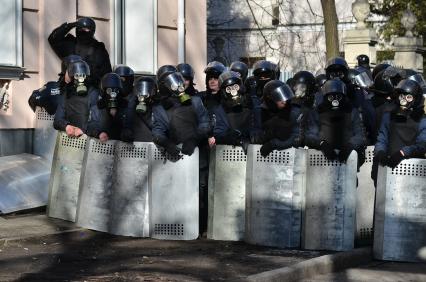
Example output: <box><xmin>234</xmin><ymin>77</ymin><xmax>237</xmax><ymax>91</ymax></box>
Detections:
<box><xmin>149</xmin><ymin>147</ymin><xmax>199</xmax><ymax>240</ymax></box>
<box><xmin>34</xmin><ymin>108</ymin><xmax>57</xmax><ymax>161</ymax></box>
<box><xmin>303</xmin><ymin>150</ymin><xmax>357</xmax><ymax>251</ymax></box>
<box><xmin>109</xmin><ymin>141</ymin><xmax>151</xmax><ymax>237</ymax></box>
<box><xmin>245</xmin><ymin>146</ymin><xmax>307</xmax><ymax>248</ymax></box>
<box><xmin>76</xmin><ymin>138</ymin><xmax>117</xmax><ymax>232</ymax></box>
<box><xmin>356</xmin><ymin>146</ymin><xmax>375</xmax><ymax>245</ymax></box>
<box><xmin>47</xmin><ymin>132</ymin><xmax>88</xmax><ymax>222</ymax></box>
<box><xmin>207</xmin><ymin>145</ymin><xmax>246</xmax><ymax>241</ymax></box>
<box><xmin>0</xmin><ymin>154</ymin><xmax>50</xmax><ymax>214</ymax></box>
<box><xmin>374</xmin><ymin>159</ymin><xmax>426</xmax><ymax>262</ymax></box>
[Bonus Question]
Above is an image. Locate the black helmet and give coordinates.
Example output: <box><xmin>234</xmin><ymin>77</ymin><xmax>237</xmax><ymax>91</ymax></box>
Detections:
<box><xmin>76</xmin><ymin>17</ymin><xmax>96</xmax><ymax>37</ymax></box>
<box><xmin>101</xmin><ymin>73</ymin><xmax>123</xmax><ymax>90</ymax></box>
<box><xmin>133</xmin><ymin>76</ymin><xmax>156</xmax><ymax>113</ymax></box>
<box><xmin>218</xmin><ymin>71</ymin><xmax>242</xmax><ymax>89</ymax></box>
<box><xmin>356</xmin><ymin>54</ymin><xmax>370</xmax><ymax>67</ymax></box>
<box><xmin>28</xmin><ymin>81</ymin><xmax>61</xmax><ymax>115</ymax></box>
<box><xmin>204</xmin><ymin>61</ymin><xmax>226</xmax><ymax>77</ymax></box>
<box><xmin>315</xmin><ymin>74</ymin><xmax>327</xmax><ymax>88</ymax></box>
<box><xmin>292</xmin><ymin>71</ymin><xmax>316</xmax><ymax>97</ymax></box>
<box><xmin>402</xmin><ymin>69</ymin><xmax>417</xmax><ymax>79</ymax></box>
<box><xmin>252</xmin><ymin>60</ymin><xmax>276</xmax><ymax>79</ymax></box>
<box><xmin>113</xmin><ymin>65</ymin><xmax>135</xmax><ymax>77</ymax></box>
<box><xmin>322</xmin><ymin>79</ymin><xmax>347</xmax><ymax>96</ymax></box>
<box><xmin>407</xmin><ymin>73</ymin><xmax>426</xmax><ymax>89</ymax></box>
<box><xmin>372</xmin><ymin>69</ymin><xmax>395</xmax><ymax>96</ymax></box>
<box><xmin>325</xmin><ymin>57</ymin><xmax>349</xmax><ymax>80</ymax></box>
<box><xmin>133</xmin><ymin>76</ymin><xmax>156</xmax><ymax>99</ymax></box>
<box><xmin>230</xmin><ymin>61</ymin><xmax>248</xmax><ymax>82</ymax></box>
<box><xmin>322</xmin><ymin>79</ymin><xmax>347</xmax><ymax>109</ymax></box>
<box><xmin>61</xmin><ymin>54</ymin><xmax>82</xmax><ymax>74</ymax></box>
<box><xmin>156</xmin><ymin>65</ymin><xmax>177</xmax><ymax>84</ymax></box>
<box><xmin>176</xmin><ymin>63</ymin><xmax>195</xmax><ymax>80</ymax></box>
<box><xmin>67</xmin><ymin>60</ymin><xmax>90</xmax><ymax>78</ymax></box>
<box><xmin>372</xmin><ymin>63</ymin><xmax>391</xmax><ymax>81</ymax></box>
<box><xmin>263</xmin><ymin>80</ymin><xmax>294</xmax><ymax>103</ymax></box>
<box><xmin>162</xmin><ymin>72</ymin><xmax>187</xmax><ymax>96</ymax></box>
<box><xmin>395</xmin><ymin>79</ymin><xmax>424</xmax><ymax>110</ymax></box>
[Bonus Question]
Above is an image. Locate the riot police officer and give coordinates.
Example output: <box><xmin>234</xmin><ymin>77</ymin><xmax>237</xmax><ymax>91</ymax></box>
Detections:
<box><xmin>98</xmin><ymin>72</ymin><xmax>136</xmax><ymax>142</ymax></box>
<box><xmin>290</xmin><ymin>71</ymin><xmax>319</xmax><ymax>148</ymax></box>
<box><xmin>152</xmin><ymin>69</ymin><xmax>210</xmax><ymax>157</ymax></box>
<box><xmin>356</xmin><ymin>54</ymin><xmax>372</xmax><ymax>79</ymax></box>
<box><xmin>374</xmin><ymin>79</ymin><xmax>426</xmax><ymax>175</ymax></box>
<box><xmin>54</xmin><ymin>60</ymin><xmax>103</xmax><ymax>139</ymax></box>
<box><xmin>132</xmin><ymin>76</ymin><xmax>156</xmax><ymax>142</ymax></box>
<box><xmin>48</xmin><ymin>17</ymin><xmax>112</xmax><ymax>85</ymax></box>
<box><xmin>310</xmin><ymin>79</ymin><xmax>366</xmax><ymax>165</ymax></box>
<box><xmin>177</xmin><ymin>63</ymin><xmax>198</xmax><ymax>96</ymax></box>
<box><xmin>208</xmin><ymin>71</ymin><xmax>254</xmax><ymax>151</ymax></box>
<box><xmin>259</xmin><ymin>80</ymin><xmax>301</xmax><ymax>157</ymax></box>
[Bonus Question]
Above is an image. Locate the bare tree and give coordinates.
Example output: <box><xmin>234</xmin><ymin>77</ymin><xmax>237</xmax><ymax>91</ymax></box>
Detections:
<box><xmin>321</xmin><ymin>0</ymin><xmax>340</xmax><ymax>59</ymax></box>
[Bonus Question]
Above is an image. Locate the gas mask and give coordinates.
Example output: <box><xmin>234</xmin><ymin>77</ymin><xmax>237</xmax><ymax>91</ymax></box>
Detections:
<box><xmin>163</xmin><ymin>72</ymin><xmax>190</xmax><ymax>104</ymax></box>
<box><xmin>76</xmin><ymin>28</ymin><xmax>93</xmax><ymax>43</ymax></box>
<box><xmin>398</xmin><ymin>93</ymin><xmax>414</xmax><ymax>110</ymax></box>
<box><xmin>224</xmin><ymin>83</ymin><xmax>242</xmax><ymax>108</ymax></box>
<box><xmin>326</xmin><ymin>93</ymin><xmax>343</xmax><ymax>110</ymax></box>
<box><xmin>74</xmin><ymin>73</ymin><xmax>87</xmax><ymax>95</ymax></box>
<box><xmin>294</xmin><ymin>83</ymin><xmax>307</xmax><ymax>98</ymax></box>
<box><xmin>105</xmin><ymin>87</ymin><xmax>120</xmax><ymax>116</ymax></box>
<box><xmin>329</xmin><ymin>70</ymin><xmax>346</xmax><ymax>81</ymax></box>
<box><xmin>136</xmin><ymin>95</ymin><xmax>148</xmax><ymax>113</ymax></box>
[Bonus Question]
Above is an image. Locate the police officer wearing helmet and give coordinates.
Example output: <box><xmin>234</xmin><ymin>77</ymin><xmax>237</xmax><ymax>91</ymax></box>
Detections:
<box><xmin>97</xmin><ymin>71</ymin><xmax>135</xmax><ymax>143</ymax></box>
<box><xmin>356</xmin><ymin>54</ymin><xmax>372</xmax><ymax>79</ymax></box>
<box><xmin>177</xmin><ymin>63</ymin><xmax>198</xmax><ymax>96</ymax></box>
<box><xmin>310</xmin><ymin>79</ymin><xmax>366</xmax><ymax>165</ymax></box>
<box><xmin>290</xmin><ymin>71</ymin><xmax>320</xmax><ymax>148</ymax></box>
<box><xmin>48</xmin><ymin>17</ymin><xmax>112</xmax><ymax>86</ymax></box>
<box><xmin>152</xmin><ymin>67</ymin><xmax>210</xmax><ymax>157</ymax></box>
<box><xmin>373</xmin><ymin>79</ymin><xmax>426</xmax><ymax>184</ymax></box>
<box><xmin>208</xmin><ymin>71</ymin><xmax>254</xmax><ymax>152</ymax></box>
<box><xmin>259</xmin><ymin>80</ymin><xmax>301</xmax><ymax>157</ymax></box>
<box><xmin>132</xmin><ymin>76</ymin><xmax>156</xmax><ymax>142</ymax></box>
<box><xmin>54</xmin><ymin>60</ymin><xmax>103</xmax><ymax>139</ymax></box>
<box><xmin>230</xmin><ymin>61</ymin><xmax>249</xmax><ymax>83</ymax></box>
<box><xmin>28</xmin><ymin>54</ymin><xmax>82</xmax><ymax>116</ymax></box>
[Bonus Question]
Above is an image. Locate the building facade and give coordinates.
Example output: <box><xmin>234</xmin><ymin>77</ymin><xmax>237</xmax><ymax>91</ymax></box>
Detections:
<box><xmin>207</xmin><ymin>0</ymin><xmax>381</xmax><ymax>75</ymax></box>
<box><xmin>0</xmin><ymin>0</ymin><xmax>207</xmax><ymax>156</ymax></box>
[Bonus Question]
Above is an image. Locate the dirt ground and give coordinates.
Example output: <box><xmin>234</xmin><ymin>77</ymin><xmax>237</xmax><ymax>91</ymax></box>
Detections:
<box><xmin>0</xmin><ymin>230</ymin><xmax>324</xmax><ymax>282</ymax></box>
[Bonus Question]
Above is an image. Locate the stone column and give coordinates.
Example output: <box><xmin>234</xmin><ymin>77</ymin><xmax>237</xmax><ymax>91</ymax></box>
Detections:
<box><xmin>343</xmin><ymin>0</ymin><xmax>377</xmax><ymax>68</ymax></box>
<box><xmin>393</xmin><ymin>6</ymin><xmax>425</xmax><ymax>73</ymax></box>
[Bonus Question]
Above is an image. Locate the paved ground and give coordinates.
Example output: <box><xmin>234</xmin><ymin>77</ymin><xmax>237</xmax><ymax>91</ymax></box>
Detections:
<box><xmin>0</xmin><ymin>213</ymin><xmax>323</xmax><ymax>281</ymax></box>
<box><xmin>300</xmin><ymin>260</ymin><xmax>426</xmax><ymax>282</ymax></box>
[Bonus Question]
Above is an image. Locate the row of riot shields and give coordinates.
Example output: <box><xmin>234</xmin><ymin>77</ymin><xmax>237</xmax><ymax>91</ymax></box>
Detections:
<box><xmin>47</xmin><ymin>134</ymin><xmax>426</xmax><ymax>261</ymax></box>
<box><xmin>208</xmin><ymin>145</ymin><xmax>358</xmax><ymax>251</ymax></box>
<box><xmin>47</xmin><ymin>133</ymin><xmax>199</xmax><ymax>240</ymax></box>
<box><xmin>209</xmin><ymin>145</ymin><xmax>426</xmax><ymax>261</ymax></box>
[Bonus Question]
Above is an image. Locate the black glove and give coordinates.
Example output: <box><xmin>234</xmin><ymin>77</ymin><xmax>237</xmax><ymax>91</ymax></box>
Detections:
<box><xmin>245</xmin><ymin>76</ymin><xmax>258</xmax><ymax>91</ymax></box>
<box><xmin>320</xmin><ymin>141</ymin><xmax>337</xmax><ymax>161</ymax></box>
<box><xmin>338</xmin><ymin>145</ymin><xmax>354</xmax><ymax>163</ymax></box>
<box><xmin>220</xmin><ymin>129</ymin><xmax>241</xmax><ymax>146</ymax></box>
<box><xmin>165</xmin><ymin>143</ymin><xmax>181</xmax><ymax>158</ymax></box>
<box><xmin>120</xmin><ymin>128</ymin><xmax>134</xmax><ymax>143</ymax></box>
<box><xmin>181</xmin><ymin>139</ymin><xmax>197</xmax><ymax>156</ymax></box>
<box><xmin>374</xmin><ymin>150</ymin><xmax>388</xmax><ymax>166</ymax></box>
<box><xmin>260</xmin><ymin>141</ymin><xmax>275</xmax><ymax>157</ymax></box>
<box><xmin>387</xmin><ymin>151</ymin><xmax>404</xmax><ymax>169</ymax></box>
<box><xmin>67</xmin><ymin>21</ymin><xmax>78</xmax><ymax>29</ymax></box>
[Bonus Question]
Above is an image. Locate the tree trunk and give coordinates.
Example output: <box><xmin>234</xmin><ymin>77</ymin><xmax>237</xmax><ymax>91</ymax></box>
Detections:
<box><xmin>321</xmin><ymin>0</ymin><xmax>340</xmax><ymax>60</ymax></box>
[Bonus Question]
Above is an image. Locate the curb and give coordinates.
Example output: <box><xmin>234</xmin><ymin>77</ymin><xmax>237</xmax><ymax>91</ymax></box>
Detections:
<box><xmin>246</xmin><ymin>247</ymin><xmax>372</xmax><ymax>282</ymax></box>
<box><xmin>0</xmin><ymin>228</ymin><xmax>84</xmax><ymax>245</ymax></box>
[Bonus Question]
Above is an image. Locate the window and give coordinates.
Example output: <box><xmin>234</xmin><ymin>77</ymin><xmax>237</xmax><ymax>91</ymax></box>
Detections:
<box><xmin>0</xmin><ymin>0</ymin><xmax>23</xmax><ymax>80</ymax></box>
<box><xmin>114</xmin><ymin>0</ymin><xmax>157</xmax><ymax>75</ymax></box>
<box><xmin>272</xmin><ymin>5</ymin><xmax>279</xmax><ymax>26</ymax></box>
